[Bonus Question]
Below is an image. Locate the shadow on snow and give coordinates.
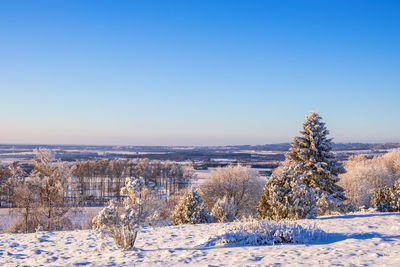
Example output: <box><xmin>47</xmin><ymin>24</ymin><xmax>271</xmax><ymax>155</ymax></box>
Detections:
<box><xmin>317</xmin><ymin>212</ymin><xmax>399</xmax><ymax>221</ymax></box>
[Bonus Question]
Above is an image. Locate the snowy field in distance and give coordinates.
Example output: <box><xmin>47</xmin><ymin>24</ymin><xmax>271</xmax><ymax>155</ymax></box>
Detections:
<box><xmin>1</xmin><ymin>212</ymin><xmax>399</xmax><ymax>266</ymax></box>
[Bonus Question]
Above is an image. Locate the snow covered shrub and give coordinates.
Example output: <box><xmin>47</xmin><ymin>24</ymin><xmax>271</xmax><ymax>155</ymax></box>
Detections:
<box><xmin>257</xmin><ymin>164</ymin><xmax>318</xmax><ymax>220</ymax></box>
<box><xmin>201</xmin><ymin>164</ymin><xmax>264</xmax><ymax>217</ymax></box>
<box><xmin>158</xmin><ymin>189</ymin><xmax>189</xmax><ymax>222</ymax></box>
<box><xmin>92</xmin><ymin>177</ymin><xmax>161</xmax><ymax>250</ymax></box>
<box><xmin>370</xmin><ymin>187</ymin><xmax>394</xmax><ymax>212</ymax></box>
<box><xmin>92</xmin><ymin>200</ymin><xmax>134</xmax><ymax>249</ymax></box>
<box><xmin>395</xmin><ymin>178</ymin><xmax>400</xmax><ymax>195</ymax></box>
<box><xmin>339</xmin><ymin>155</ymin><xmax>398</xmax><ymax>209</ymax></box>
<box><xmin>258</xmin><ymin>112</ymin><xmax>347</xmax><ymax>219</ymax></box>
<box><xmin>199</xmin><ymin>218</ymin><xmax>325</xmax><ymax>247</ymax></box>
<box><xmin>211</xmin><ymin>196</ymin><xmax>236</xmax><ymax>223</ymax></box>
<box><xmin>172</xmin><ymin>187</ymin><xmax>212</xmax><ymax>225</ymax></box>
<box><xmin>370</xmin><ymin>179</ymin><xmax>400</xmax><ymax>212</ymax></box>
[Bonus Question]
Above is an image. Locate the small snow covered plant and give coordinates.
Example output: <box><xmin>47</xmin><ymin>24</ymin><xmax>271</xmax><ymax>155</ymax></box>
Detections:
<box><xmin>370</xmin><ymin>178</ymin><xmax>400</xmax><ymax>212</ymax></box>
<box><xmin>172</xmin><ymin>187</ymin><xmax>212</xmax><ymax>225</ymax></box>
<box><xmin>211</xmin><ymin>196</ymin><xmax>236</xmax><ymax>223</ymax></box>
<box><xmin>92</xmin><ymin>177</ymin><xmax>160</xmax><ymax>250</ymax></box>
<box><xmin>200</xmin><ymin>218</ymin><xmax>325</xmax><ymax>247</ymax></box>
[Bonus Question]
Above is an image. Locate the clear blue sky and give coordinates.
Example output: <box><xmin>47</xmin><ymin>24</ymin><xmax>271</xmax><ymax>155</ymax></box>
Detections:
<box><xmin>1</xmin><ymin>0</ymin><xmax>399</xmax><ymax>146</ymax></box>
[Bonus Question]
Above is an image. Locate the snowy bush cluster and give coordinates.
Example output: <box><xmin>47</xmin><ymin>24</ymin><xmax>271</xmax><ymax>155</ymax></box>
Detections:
<box><xmin>339</xmin><ymin>149</ymin><xmax>400</xmax><ymax>209</ymax></box>
<box><xmin>200</xmin><ymin>218</ymin><xmax>325</xmax><ymax>247</ymax></box>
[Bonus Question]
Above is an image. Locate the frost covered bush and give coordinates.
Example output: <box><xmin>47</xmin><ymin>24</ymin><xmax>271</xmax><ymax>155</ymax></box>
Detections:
<box><xmin>370</xmin><ymin>179</ymin><xmax>400</xmax><ymax>212</ymax></box>
<box><xmin>200</xmin><ymin>218</ymin><xmax>325</xmax><ymax>247</ymax></box>
<box><xmin>339</xmin><ymin>155</ymin><xmax>398</xmax><ymax>209</ymax></box>
<box><xmin>92</xmin><ymin>200</ymin><xmax>135</xmax><ymax>249</ymax></box>
<box><xmin>257</xmin><ymin>165</ymin><xmax>318</xmax><ymax>220</ymax></box>
<box><xmin>92</xmin><ymin>177</ymin><xmax>161</xmax><ymax>250</ymax></box>
<box><xmin>211</xmin><ymin>196</ymin><xmax>236</xmax><ymax>223</ymax></box>
<box><xmin>201</xmin><ymin>164</ymin><xmax>264</xmax><ymax>217</ymax></box>
<box><xmin>258</xmin><ymin>112</ymin><xmax>347</xmax><ymax>220</ymax></box>
<box><xmin>375</xmin><ymin>149</ymin><xmax>400</xmax><ymax>178</ymax></box>
<box><xmin>172</xmin><ymin>187</ymin><xmax>212</xmax><ymax>225</ymax></box>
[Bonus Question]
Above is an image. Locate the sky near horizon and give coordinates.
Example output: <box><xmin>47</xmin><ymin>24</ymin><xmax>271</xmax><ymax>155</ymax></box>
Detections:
<box><xmin>1</xmin><ymin>0</ymin><xmax>399</xmax><ymax>146</ymax></box>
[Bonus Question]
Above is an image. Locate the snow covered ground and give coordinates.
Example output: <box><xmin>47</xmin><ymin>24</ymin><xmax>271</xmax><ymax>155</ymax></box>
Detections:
<box><xmin>1</xmin><ymin>212</ymin><xmax>399</xmax><ymax>266</ymax></box>
<box><xmin>0</xmin><ymin>207</ymin><xmax>103</xmax><ymax>233</ymax></box>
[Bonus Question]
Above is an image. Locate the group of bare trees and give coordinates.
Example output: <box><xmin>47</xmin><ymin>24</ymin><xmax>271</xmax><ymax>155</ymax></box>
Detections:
<box><xmin>0</xmin><ymin>149</ymin><xmax>73</xmax><ymax>233</ymax></box>
<box><xmin>338</xmin><ymin>149</ymin><xmax>400</xmax><ymax>209</ymax></box>
<box><xmin>72</xmin><ymin>158</ymin><xmax>194</xmax><ymax>205</ymax></box>
<box><xmin>0</xmin><ymin>149</ymin><xmax>195</xmax><ymax>232</ymax></box>
<box><xmin>1</xmin><ymin>156</ymin><xmax>195</xmax><ymax>207</ymax></box>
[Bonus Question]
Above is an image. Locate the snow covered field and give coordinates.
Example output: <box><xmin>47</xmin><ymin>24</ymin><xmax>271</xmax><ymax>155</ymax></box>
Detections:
<box><xmin>0</xmin><ymin>208</ymin><xmax>102</xmax><ymax>233</ymax></box>
<box><xmin>1</xmin><ymin>212</ymin><xmax>399</xmax><ymax>266</ymax></box>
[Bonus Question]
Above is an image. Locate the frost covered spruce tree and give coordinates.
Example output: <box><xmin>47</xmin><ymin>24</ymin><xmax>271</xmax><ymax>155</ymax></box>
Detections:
<box><xmin>211</xmin><ymin>196</ymin><xmax>236</xmax><ymax>223</ymax></box>
<box><xmin>258</xmin><ymin>112</ymin><xmax>347</xmax><ymax>220</ymax></box>
<box><xmin>172</xmin><ymin>187</ymin><xmax>212</xmax><ymax>225</ymax></box>
<box><xmin>92</xmin><ymin>177</ymin><xmax>161</xmax><ymax>250</ymax></box>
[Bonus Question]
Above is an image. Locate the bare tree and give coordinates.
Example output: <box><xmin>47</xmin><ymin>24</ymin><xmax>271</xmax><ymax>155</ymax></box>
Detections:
<box><xmin>8</xmin><ymin>177</ymin><xmax>40</xmax><ymax>233</ymax></box>
<box><xmin>2</xmin><ymin>164</ymin><xmax>40</xmax><ymax>233</ymax></box>
<box><xmin>0</xmin><ymin>162</ymin><xmax>25</xmax><ymax>207</ymax></box>
<box><xmin>31</xmin><ymin>148</ymin><xmax>75</xmax><ymax>231</ymax></box>
<box><xmin>201</xmin><ymin>164</ymin><xmax>264</xmax><ymax>217</ymax></box>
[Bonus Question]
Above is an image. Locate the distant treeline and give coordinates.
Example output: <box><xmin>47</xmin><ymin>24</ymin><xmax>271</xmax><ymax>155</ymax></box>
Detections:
<box><xmin>0</xmin><ymin>157</ymin><xmax>195</xmax><ymax>207</ymax></box>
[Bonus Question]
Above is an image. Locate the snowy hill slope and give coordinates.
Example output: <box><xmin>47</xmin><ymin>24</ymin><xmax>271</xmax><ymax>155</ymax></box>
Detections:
<box><xmin>1</xmin><ymin>212</ymin><xmax>399</xmax><ymax>266</ymax></box>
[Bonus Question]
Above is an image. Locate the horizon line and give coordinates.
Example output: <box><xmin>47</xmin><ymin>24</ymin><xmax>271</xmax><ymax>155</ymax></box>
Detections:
<box><xmin>1</xmin><ymin>141</ymin><xmax>399</xmax><ymax>148</ymax></box>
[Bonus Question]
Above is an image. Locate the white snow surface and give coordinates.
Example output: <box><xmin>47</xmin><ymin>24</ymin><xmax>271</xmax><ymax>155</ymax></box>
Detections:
<box><xmin>1</xmin><ymin>212</ymin><xmax>400</xmax><ymax>266</ymax></box>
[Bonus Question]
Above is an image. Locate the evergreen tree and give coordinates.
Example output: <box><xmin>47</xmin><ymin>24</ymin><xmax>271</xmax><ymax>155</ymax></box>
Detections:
<box><xmin>392</xmin><ymin>179</ymin><xmax>400</xmax><ymax>210</ymax></box>
<box><xmin>173</xmin><ymin>187</ymin><xmax>211</xmax><ymax>225</ymax></box>
<box><xmin>258</xmin><ymin>112</ymin><xmax>347</xmax><ymax>219</ymax></box>
<box><xmin>286</xmin><ymin>112</ymin><xmax>346</xmax><ymax>214</ymax></box>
